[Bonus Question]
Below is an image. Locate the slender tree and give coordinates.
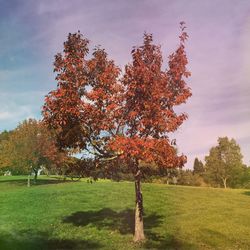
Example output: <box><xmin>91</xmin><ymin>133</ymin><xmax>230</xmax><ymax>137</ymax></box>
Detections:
<box><xmin>43</xmin><ymin>22</ymin><xmax>191</xmax><ymax>242</ymax></box>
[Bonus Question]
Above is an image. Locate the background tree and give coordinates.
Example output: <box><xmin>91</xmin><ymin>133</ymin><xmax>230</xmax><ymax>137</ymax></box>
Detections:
<box><xmin>52</xmin><ymin>156</ymin><xmax>98</xmax><ymax>181</ymax></box>
<box><xmin>193</xmin><ymin>157</ymin><xmax>204</xmax><ymax>175</ymax></box>
<box><xmin>155</xmin><ymin>167</ymin><xmax>179</xmax><ymax>185</ymax></box>
<box><xmin>205</xmin><ymin>137</ymin><xmax>245</xmax><ymax>188</ymax></box>
<box><xmin>177</xmin><ymin>169</ymin><xmax>206</xmax><ymax>186</ymax></box>
<box><xmin>240</xmin><ymin>166</ymin><xmax>250</xmax><ymax>188</ymax></box>
<box><xmin>43</xmin><ymin>22</ymin><xmax>191</xmax><ymax>242</ymax></box>
<box><xmin>1</xmin><ymin>119</ymin><xmax>66</xmax><ymax>184</ymax></box>
<box><xmin>0</xmin><ymin>130</ymin><xmax>14</xmax><ymax>174</ymax></box>
<box><xmin>0</xmin><ymin>130</ymin><xmax>12</xmax><ymax>142</ymax></box>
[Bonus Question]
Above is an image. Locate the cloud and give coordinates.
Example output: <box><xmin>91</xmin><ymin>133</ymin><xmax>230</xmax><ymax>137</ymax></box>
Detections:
<box><xmin>175</xmin><ymin>115</ymin><xmax>250</xmax><ymax>167</ymax></box>
<box><xmin>0</xmin><ymin>111</ymin><xmax>13</xmax><ymax>120</ymax></box>
<box><xmin>0</xmin><ymin>0</ymin><xmax>250</xmax><ymax>168</ymax></box>
<box><xmin>0</xmin><ymin>104</ymin><xmax>37</xmax><ymax>130</ymax></box>
<box><xmin>0</xmin><ymin>105</ymin><xmax>32</xmax><ymax>121</ymax></box>
<box><xmin>0</xmin><ymin>91</ymin><xmax>44</xmax><ymax>131</ymax></box>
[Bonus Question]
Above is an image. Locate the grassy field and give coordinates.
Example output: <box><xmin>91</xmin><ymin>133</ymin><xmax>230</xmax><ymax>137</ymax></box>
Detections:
<box><xmin>0</xmin><ymin>176</ymin><xmax>249</xmax><ymax>250</ymax></box>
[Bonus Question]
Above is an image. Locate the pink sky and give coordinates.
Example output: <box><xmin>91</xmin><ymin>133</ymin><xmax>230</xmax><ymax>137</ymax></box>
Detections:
<box><xmin>0</xmin><ymin>0</ymin><xmax>250</xmax><ymax>168</ymax></box>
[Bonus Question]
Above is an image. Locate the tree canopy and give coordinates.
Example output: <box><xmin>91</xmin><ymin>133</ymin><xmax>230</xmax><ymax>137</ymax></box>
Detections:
<box><xmin>0</xmin><ymin>119</ymin><xmax>66</xmax><ymax>181</ymax></box>
<box><xmin>205</xmin><ymin>137</ymin><xmax>245</xmax><ymax>188</ymax></box>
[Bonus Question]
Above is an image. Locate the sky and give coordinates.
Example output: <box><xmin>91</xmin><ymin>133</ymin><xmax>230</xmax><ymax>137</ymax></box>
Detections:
<box><xmin>0</xmin><ymin>0</ymin><xmax>250</xmax><ymax>168</ymax></box>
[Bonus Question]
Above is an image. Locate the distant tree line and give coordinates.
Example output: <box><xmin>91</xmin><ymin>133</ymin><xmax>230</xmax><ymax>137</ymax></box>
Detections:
<box><xmin>142</xmin><ymin>137</ymin><xmax>250</xmax><ymax>189</ymax></box>
<box><xmin>95</xmin><ymin>137</ymin><xmax>250</xmax><ymax>189</ymax></box>
<box><xmin>0</xmin><ymin>122</ymin><xmax>249</xmax><ymax>189</ymax></box>
<box><xmin>0</xmin><ymin>119</ymin><xmax>119</xmax><ymax>182</ymax></box>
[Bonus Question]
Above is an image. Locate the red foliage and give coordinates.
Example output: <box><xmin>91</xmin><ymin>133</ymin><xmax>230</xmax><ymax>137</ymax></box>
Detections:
<box><xmin>43</xmin><ymin>23</ymin><xmax>191</xmax><ymax>170</ymax></box>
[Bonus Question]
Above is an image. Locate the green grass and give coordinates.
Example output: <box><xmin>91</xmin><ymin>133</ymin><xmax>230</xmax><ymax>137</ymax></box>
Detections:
<box><xmin>0</xmin><ymin>175</ymin><xmax>249</xmax><ymax>250</ymax></box>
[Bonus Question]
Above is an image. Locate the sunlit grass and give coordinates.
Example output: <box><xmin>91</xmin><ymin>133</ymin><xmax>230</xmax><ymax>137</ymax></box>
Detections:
<box><xmin>0</xmin><ymin>175</ymin><xmax>249</xmax><ymax>249</ymax></box>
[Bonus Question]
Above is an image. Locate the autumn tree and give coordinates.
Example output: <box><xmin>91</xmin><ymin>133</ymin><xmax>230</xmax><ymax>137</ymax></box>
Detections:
<box><xmin>1</xmin><ymin>119</ymin><xmax>66</xmax><ymax>184</ymax></box>
<box><xmin>0</xmin><ymin>130</ymin><xmax>13</xmax><ymax>174</ymax></box>
<box><xmin>205</xmin><ymin>137</ymin><xmax>245</xmax><ymax>188</ymax></box>
<box><xmin>43</xmin><ymin>23</ymin><xmax>191</xmax><ymax>242</ymax></box>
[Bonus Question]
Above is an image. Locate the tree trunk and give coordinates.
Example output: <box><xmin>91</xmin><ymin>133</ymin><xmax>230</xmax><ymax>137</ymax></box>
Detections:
<box><xmin>222</xmin><ymin>178</ymin><xmax>227</xmax><ymax>189</ymax></box>
<box><xmin>33</xmin><ymin>170</ymin><xmax>38</xmax><ymax>184</ymax></box>
<box><xmin>134</xmin><ymin>169</ymin><xmax>145</xmax><ymax>242</ymax></box>
<box><xmin>27</xmin><ymin>174</ymin><xmax>30</xmax><ymax>187</ymax></box>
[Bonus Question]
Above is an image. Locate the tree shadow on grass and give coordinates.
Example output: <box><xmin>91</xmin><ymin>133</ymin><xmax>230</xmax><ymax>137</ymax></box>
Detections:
<box><xmin>0</xmin><ymin>230</ymin><xmax>102</xmax><ymax>250</ymax></box>
<box><xmin>63</xmin><ymin>208</ymin><xmax>196</xmax><ymax>249</ymax></box>
<box><xmin>62</xmin><ymin>208</ymin><xmax>164</xmax><ymax>235</ymax></box>
<box><xmin>0</xmin><ymin>177</ymin><xmax>73</xmax><ymax>187</ymax></box>
<box><xmin>63</xmin><ymin>208</ymin><xmax>136</xmax><ymax>235</ymax></box>
<box><xmin>243</xmin><ymin>191</ymin><xmax>250</xmax><ymax>196</ymax></box>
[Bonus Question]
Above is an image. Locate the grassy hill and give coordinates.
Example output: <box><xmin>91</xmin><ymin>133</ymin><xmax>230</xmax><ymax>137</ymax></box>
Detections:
<box><xmin>0</xmin><ymin>176</ymin><xmax>249</xmax><ymax>250</ymax></box>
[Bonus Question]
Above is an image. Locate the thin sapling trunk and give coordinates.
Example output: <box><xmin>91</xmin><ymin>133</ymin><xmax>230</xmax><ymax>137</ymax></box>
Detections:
<box><xmin>33</xmin><ymin>169</ymin><xmax>38</xmax><ymax>184</ymax></box>
<box><xmin>27</xmin><ymin>174</ymin><xmax>30</xmax><ymax>187</ymax></box>
<box><xmin>134</xmin><ymin>169</ymin><xmax>145</xmax><ymax>242</ymax></box>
